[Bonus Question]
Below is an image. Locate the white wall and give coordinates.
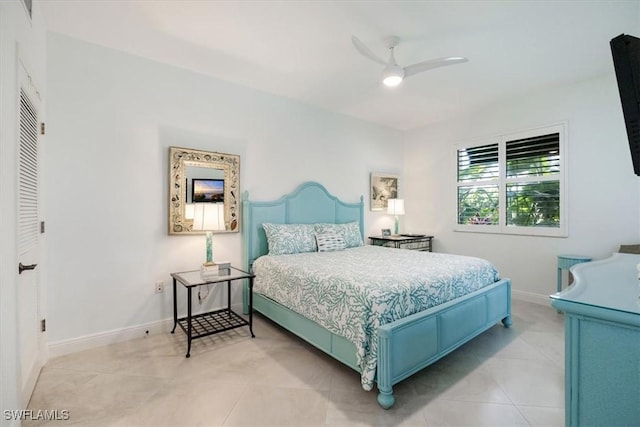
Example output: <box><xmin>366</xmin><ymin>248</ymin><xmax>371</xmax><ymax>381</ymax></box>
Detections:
<box><xmin>45</xmin><ymin>33</ymin><xmax>403</xmax><ymax>352</ymax></box>
<box><xmin>0</xmin><ymin>0</ymin><xmax>47</xmax><ymax>424</ymax></box>
<box><xmin>35</xmin><ymin>0</ymin><xmax>640</xmax><ymax>359</ymax></box>
<box><xmin>403</xmin><ymin>75</ymin><xmax>640</xmax><ymax>302</ymax></box>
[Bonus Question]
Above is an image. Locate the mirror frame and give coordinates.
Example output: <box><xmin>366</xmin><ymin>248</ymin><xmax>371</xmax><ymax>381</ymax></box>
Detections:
<box><xmin>169</xmin><ymin>146</ymin><xmax>240</xmax><ymax>234</ymax></box>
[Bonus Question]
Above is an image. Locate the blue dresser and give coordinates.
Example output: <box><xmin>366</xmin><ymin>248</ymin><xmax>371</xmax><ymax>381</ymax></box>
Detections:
<box><xmin>550</xmin><ymin>253</ymin><xmax>640</xmax><ymax>426</ymax></box>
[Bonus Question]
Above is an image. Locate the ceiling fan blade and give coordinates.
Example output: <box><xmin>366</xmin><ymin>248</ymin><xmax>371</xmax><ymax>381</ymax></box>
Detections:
<box><xmin>351</xmin><ymin>35</ymin><xmax>387</xmax><ymax>66</ymax></box>
<box><xmin>403</xmin><ymin>57</ymin><xmax>468</xmax><ymax>77</ymax></box>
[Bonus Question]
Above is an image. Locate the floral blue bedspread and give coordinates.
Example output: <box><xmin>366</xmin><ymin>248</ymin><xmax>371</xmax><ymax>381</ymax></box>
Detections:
<box><xmin>252</xmin><ymin>245</ymin><xmax>500</xmax><ymax>390</ymax></box>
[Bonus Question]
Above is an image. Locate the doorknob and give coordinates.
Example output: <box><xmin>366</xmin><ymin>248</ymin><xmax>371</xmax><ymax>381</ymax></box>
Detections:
<box><xmin>18</xmin><ymin>262</ymin><xmax>37</xmax><ymax>274</ymax></box>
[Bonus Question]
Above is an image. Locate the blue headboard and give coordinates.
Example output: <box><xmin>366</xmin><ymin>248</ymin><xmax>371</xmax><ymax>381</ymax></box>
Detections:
<box><xmin>242</xmin><ymin>181</ymin><xmax>364</xmax><ymax>269</ymax></box>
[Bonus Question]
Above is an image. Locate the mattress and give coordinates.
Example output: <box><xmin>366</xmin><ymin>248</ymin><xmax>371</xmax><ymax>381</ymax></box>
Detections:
<box><xmin>252</xmin><ymin>245</ymin><xmax>500</xmax><ymax>390</ymax></box>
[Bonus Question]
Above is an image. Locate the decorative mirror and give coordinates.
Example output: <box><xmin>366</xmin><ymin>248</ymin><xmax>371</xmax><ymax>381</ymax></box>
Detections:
<box><xmin>169</xmin><ymin>146</ymin><xmax>240</xmax><ymax>234</ymax></box>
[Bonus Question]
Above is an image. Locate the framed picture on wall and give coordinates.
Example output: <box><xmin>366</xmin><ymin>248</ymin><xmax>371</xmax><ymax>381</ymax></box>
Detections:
<box><xmin>370</xmin><ymin>172</ymin><xmax>399</xmax><ymax>211</ymax></box>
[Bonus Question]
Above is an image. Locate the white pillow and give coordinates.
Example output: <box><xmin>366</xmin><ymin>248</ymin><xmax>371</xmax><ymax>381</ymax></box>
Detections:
<box><xmin>314</xmin><ymin>222</ymin><xmax>363</xmax><ymax>248</ymax></box>
<box><xmin>315</xmin><ymin>232</ymin><xmax>347</xmax><ymax>252</ymax></box>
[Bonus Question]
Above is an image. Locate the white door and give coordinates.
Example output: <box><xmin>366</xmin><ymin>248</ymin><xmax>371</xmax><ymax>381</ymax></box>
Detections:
<box><xmin>17</xmin><ymin>60</ymin><xmax>45</xmax><ymax>406</ymax></box>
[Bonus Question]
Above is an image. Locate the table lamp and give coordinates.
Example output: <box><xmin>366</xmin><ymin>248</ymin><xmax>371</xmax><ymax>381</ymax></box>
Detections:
<box><xmin>192</xmin><ymin>203</ymin><xmax>225</xmax><ymax>268</ymax></box>
<box><xmin>387</xmin><ymin>199</ymin><xmax>405</xmax><ymax>235</ymax></box>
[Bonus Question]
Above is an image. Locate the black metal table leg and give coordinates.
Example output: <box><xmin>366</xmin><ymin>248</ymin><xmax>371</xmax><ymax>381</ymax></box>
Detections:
<box><xmin>249</xmin><ymin>276</ymin><xmax>255</xmax><ymax>338</ymax></box>
<box><xmin>186</xmin><ymin>287</ymin><xmax>192</xmax><ymax>358</ymax></box>
<box><xmin>171</xmin><ymin>278</ymin><xmax>178</xmax><ymax>333</ymax></box>
<box><xmin>227</xmin><ymin>280</ymin><xmax>231</xmax><ymax>315</ymax></box>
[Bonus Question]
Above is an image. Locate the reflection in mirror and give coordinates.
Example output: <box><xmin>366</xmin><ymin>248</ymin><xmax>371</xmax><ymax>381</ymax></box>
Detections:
<box><xmin>169</xmin><ymin>147</ymin><xmax>240</xmax><ymax>234</ymax></box>
<box><xmin>185</xmin><ymin>166</ymin><xmax>225</xmax><ymax>203</ymax></box>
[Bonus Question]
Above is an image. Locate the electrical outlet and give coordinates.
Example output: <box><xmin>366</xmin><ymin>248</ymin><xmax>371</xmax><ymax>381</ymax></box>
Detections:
<box><xmin>155</xmin><ymin>281</ymin><xmax>164</xmax><ymax>293</ymax></box>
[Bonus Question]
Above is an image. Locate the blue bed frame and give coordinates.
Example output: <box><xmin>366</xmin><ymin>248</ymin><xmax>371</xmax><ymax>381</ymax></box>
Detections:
<box><xmin>242</xmin><ymin>182</ymin><xmax>512</xmax><ymax>409</ymax></box>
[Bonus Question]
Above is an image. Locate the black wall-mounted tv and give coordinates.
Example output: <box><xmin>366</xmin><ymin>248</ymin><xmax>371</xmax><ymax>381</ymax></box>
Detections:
<box><xmin>610</xmin><ymin>34</ymin><xmax>640</xmax><ymax>176</ymax></box>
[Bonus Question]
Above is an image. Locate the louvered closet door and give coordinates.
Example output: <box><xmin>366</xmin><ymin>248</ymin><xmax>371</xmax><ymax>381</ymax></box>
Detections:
<box><xmin>17</xmin><ymin>62</ymin><xmax>44</xmax><ymax>407</ymax></box>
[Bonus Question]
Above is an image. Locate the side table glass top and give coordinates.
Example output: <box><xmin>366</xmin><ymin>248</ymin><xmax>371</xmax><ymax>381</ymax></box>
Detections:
<box><xmin>370</xmin><ymin>235</ymin><xmax>433</xmax><ymax>241</ymax></box>
<box><xmin>171</xmin><ymin>266</ymin><xmax>253</xmax><ymax>287</ymax></box>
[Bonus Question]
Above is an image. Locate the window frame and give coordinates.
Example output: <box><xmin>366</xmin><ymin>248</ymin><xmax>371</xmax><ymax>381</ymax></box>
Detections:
<box><xmin>455</xmin><ymin>123</ymin><xmax>568</xmax><ymax>237</ymax></box>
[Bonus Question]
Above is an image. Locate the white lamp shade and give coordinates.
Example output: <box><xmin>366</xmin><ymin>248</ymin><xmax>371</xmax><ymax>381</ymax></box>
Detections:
<box><xmin>184</xmin><ymin>203</ymin><xmax>195</xmax><ymax>220</ymax></box>
<box><xmin>387</xmin><ymin>199</ymin><xmax>405</xmax><ymax>215</ymax></box>
<box><xmin>193</xmin><ymin>203</ymin><xmax>225</xmax><ymax>231</ymax></box>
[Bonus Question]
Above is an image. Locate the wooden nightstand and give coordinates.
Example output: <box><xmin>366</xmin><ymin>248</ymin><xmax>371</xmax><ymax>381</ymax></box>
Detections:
<box><xmin>369</xmin><ymin>235</ymin><xmax>434</xmax><ymax>252</ymax></box>
<box><xmin>557</xmin><ymin>254</ymin><xmax>591</xmax><ymax>292</ymax></box>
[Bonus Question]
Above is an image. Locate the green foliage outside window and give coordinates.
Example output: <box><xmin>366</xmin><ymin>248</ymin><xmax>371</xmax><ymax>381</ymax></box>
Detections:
<box><xmin>506</xmin><ymin>181</ymin><xmax>560</xmax><ymax>226</ymax></box>
<box><xmin>458</xmin><ymin>185</ymin><xmax>498</xmax><ymax>225</ymax></box>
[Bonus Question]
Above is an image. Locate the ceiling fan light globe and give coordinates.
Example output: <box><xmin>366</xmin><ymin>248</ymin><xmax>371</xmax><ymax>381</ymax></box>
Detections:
<box><xmin>383</xmin><ymin>75</ymin><xmax>403</xmax><ymax>87</ymax></box>
<box><xmin>382</xmin><ymin>66</ymin><xmax>404</xmax><ymax>87</ymax></box>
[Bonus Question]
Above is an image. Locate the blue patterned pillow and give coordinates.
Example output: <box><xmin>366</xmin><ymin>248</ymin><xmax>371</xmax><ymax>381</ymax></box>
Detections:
<box><xmin>263</xmin><ymin>223</ymin><xmax>317</xmax><ymax>255</ymax></box>
<box><xmin>315</xmin><ymin>232</ymin><xmax>346</xmax><ymax>252</ymax></box>
<box><xmin>314</xmin><ymin>222</ymin><xmax>363</xmax><ymax>248</ymax></box>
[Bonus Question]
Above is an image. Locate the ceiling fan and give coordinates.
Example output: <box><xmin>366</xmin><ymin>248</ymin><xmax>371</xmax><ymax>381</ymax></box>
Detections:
<box><xmin>351</xmin><ymin>35</ymin><xmax>468</xmax><ymax>87</ymax></box>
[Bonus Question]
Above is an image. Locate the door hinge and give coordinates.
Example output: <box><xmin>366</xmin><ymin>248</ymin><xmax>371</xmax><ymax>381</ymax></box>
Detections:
<box><xmin>40</xmin><ymin>221</ymin><xmax>45</xmax><ymax>234</ymax></box>
<box><xmin>40</xmin><ymin>122</ymin><xmax>45</xmax><ymax>135</ymax></box>
<box><xmin>40</xmin><ymin>319</ymin><xmax>46</xmax><ymax>332</ymax></box>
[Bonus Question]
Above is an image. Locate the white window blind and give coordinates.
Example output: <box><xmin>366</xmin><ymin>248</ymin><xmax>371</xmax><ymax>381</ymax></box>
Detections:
<box><xmin>506</xmin><ymin>133</ymin><xmax>560</xmax><ymax>178</ymax></box>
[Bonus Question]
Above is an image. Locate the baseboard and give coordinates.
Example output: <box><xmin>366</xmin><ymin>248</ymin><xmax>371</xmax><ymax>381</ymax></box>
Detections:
<box><xmin>48</xmin><ymin>317</ymin><xmax>174</xmax><ymax>358</ymax></box>
<box><xmin>512</xmin><ymin>289</ymin><xmax>553</xmax><ymax>306</ymax></box>
<box><xmin>20</xmin><ymin>354</ymin><xmax>45</xmax><ymax>408</ymax></box>
<box><xmin>47</xmin><ymin>292</ymin><xmax>551</xmax><ymax>359</ymax></box>
<box><xmin>47</xmin><ymin>303</ymin><xmax>246</xmax><ymax>358</ymax></box>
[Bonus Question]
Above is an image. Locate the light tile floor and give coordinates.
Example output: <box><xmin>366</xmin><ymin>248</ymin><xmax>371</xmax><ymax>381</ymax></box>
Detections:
<box><xmin>26</xmin><ymin>300</ymin><xmax>565</xmax><ymax>426</ymax></box>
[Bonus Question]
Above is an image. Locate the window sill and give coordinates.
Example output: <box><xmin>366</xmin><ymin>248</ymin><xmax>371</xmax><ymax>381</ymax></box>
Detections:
<box><xmin>454</xmin><ymin>225</ymin><xmax>568</xmax><ymax>238</ymax></box>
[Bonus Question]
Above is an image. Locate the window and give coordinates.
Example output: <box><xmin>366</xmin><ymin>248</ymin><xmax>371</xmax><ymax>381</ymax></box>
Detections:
<box><xmin>456</xmin><ymin>123</ymin><xmax>566</xmax><ymax>237</ymax></box>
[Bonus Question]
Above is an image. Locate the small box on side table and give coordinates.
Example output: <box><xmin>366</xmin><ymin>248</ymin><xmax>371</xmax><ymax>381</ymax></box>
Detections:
<box><xmin>200</xmin><ymin>261</ymin><xmax>231</xmax><ymax>279</ymax></box>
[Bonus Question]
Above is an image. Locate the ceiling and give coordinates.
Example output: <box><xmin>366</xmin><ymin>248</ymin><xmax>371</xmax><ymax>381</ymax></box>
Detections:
<box><xmin>40</xmin><ymin>0</ymin><xmax>639</xmax><ymax>131</ymax></box>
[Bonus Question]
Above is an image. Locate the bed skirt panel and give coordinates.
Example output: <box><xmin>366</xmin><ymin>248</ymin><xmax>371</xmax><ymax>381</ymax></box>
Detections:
<box><xmin>253</xmin><ymin>292</ymin><xmax>360</xmax><ymax>371</ymax></box>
